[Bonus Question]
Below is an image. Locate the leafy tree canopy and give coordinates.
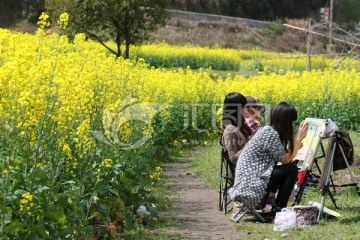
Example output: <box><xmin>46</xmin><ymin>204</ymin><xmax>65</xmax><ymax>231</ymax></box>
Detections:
<box><xmin>68</xmin><ymin>0</ymin><xmax>170</xmax><ymax>59</ymax></box>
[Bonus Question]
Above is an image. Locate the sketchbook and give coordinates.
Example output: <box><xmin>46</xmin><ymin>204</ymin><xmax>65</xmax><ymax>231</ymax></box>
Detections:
<box><xmin>309</xmin><ymin>201</ymin><xmax>341</xmax><ymax>217</ymax></box>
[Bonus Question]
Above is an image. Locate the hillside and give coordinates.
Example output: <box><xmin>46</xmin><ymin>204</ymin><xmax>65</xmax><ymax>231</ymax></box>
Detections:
<box><xmin>148</xmin><ymin>14</ymin><xmax>327</xmax><ymax>54</ymax></box>
<box><xmin>149</xmin><ymin>11</ymin><xmax>359</xmax><ymax>54</ymax></box>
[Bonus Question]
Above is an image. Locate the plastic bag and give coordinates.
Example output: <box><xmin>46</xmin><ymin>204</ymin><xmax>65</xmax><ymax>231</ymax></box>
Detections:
<box><xmin>273</xmin><ymin>208</ymin><xmax>297</xmax><ymax>232</ymax></box>
<box><xmin>323</xmin><ymin>119</ymin><xmax>338</xmax><ymax>137</ymax></box>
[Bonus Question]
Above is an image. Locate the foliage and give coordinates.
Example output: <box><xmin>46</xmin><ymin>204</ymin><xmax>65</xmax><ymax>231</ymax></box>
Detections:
<box><xmin>334</xmin><ymin>0</ymin><xmax>360</xmax><ymax>23</ymax></box>
<box><xmin>0</xmin><ymin>27</ymin><xmax>219</xmax><ymax>238</ymax></box>
<box><xmin>169</xmin><ymin>0</ymin><xmax>221</xmax><ymax>14</ymax></box>
<box><xmin>68</xmin><ymin>0</ymin><xmax>170</xmax><ymax>59</ymax></box>
<box><xmin>22</xmin><ymin>0</ymin><xmax>46</xmax><ymax>24</ymax></box>
<box><xmin>219</xmin><ymin>0</ymin><xmax>324</xmax><ymax>20</ymax></box>
<box><xmin>0</xmin><ymin>0</ymin><xmax>44</xmax><ymax>27</ymax></box>
<box><xmin>45</xmin><ymin>0</ymin><xmax>76</xmax><ymax>24</ymax></box>
<box><xmin>265</xmin><ymin>20</ymin><xmax>285</xmax><ymax>38</ymax></box>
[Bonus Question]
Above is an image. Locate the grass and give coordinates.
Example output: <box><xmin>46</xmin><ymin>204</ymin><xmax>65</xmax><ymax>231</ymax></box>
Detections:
<box><xmin>190</xmin><ymin>132</ymin><xmax>360</xmax><ymax>240</ymax></box>
<box><xmin>350</xmin><ymin>132</ymin><xmax>360</xmax><ymax>158</ymax></box>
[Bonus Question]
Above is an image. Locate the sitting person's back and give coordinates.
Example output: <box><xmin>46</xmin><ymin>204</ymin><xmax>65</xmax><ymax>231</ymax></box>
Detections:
<box><xmin>229</xmin><ymin>102</ymin><xmax>309</xmax><ymax>209</ymax></box>
<box><xmin>229</xmin><ymin>125</ymin><xmax>284</xmax><ymax>208</ymax></box>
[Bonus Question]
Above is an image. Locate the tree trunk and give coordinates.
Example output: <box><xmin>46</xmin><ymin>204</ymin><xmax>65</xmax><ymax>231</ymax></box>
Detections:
<box><xmin>116</xmin><ymin>34</ymin><xmax>122</xmax><ymax>58</ymax></box>
<box><xmin>125</xmin><ymin>41</ymin><xmax>130</xmax><ymax>59</ymax></box>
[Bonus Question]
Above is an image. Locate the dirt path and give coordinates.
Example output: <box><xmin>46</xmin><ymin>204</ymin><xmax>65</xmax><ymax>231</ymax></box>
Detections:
<box><xmin>161</xmin><ymin>149</ymin><xmax>243</xmax><ymax>240</ymax></box>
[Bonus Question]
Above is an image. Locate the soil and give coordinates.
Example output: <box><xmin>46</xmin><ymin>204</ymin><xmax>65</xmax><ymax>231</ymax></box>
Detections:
<box><xmin>160</xmin><ymin>149</ymin><xmax>248</xmax><ymax>240</ymax></box>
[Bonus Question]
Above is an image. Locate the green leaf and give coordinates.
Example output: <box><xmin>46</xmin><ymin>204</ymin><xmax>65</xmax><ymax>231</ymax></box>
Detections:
<box><xmin>97</xmin><ymin>183</ymin><xmax>109</xmax><ymax>195</ymax></box>
<box><xmin>4</xmin><ymin>220</ymin><xmax>24</xmax><ymax>234</ymax></box>
<box><xmin>88</xmin><ymin>211</ymin><xmax>100</xmax><ymax>220</ymax></box>
<box><xmin>14</xmin><ymin>189</ymin><xmax>27</xmax><ymax>196</ymax></box>
<box><xmin>35</xmin><ymin>186</ymin><xmax>50</xmax><ymax>194</ymax></box>
<box><xmin>0</xmin><ymin>214</ymin><xmax>12</xmax><ymax>225</ymax></box>
<box><xmin>62</xmin><ymin>180</ymin><xmax>76</xmax><ymax>185</ymax></box>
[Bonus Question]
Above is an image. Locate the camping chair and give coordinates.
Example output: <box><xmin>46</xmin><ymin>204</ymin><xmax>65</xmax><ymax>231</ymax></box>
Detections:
<box><xmin>230</xmin><ymin>162</ymin><xmax>280</xmax><ymax>223</ymax></box>
<box><xmin>219</xmin><ymin>149</ymin><xmax>235</xmax><ymax>214</ymax></box>
<box><xmin>229</xmin><ymin>193</ymin><xmax>269</xmax><ymax>223</ymax></box>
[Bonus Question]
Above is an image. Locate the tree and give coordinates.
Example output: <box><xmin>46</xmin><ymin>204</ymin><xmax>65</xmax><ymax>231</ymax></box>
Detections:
<box><xmin>45</xmin><ymin>0</ymin><xmax>76</xmax><ymax>22</ymax></box>
<box><xmin>0</xmin><ymin>0</ymin><xmax>44</xmax><ymax>27</ymax></box>
<box><xmin>219</xmin><ymin>0</ymin><xmax>324</xmax><ymax>20</ymax></box>
<box><xmin>23</xmin><ymin>0</ymin><xmax>46</xmax><ymax>24</ymax></box>
<box><xmin>70</xmin><ymin>0</ymin><xmax>170</xmax><ymax>59</ymax></box>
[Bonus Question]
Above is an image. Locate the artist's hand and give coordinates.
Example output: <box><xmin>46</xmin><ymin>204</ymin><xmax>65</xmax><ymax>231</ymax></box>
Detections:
<box><xmin>296</xmin><ymin>120</ymin><xmax>309</xmax><ymax>141</ymax></box>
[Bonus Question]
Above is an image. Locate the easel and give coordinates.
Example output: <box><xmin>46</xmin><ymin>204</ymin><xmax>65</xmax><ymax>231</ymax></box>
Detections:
<box><xmin>292</xmin><ymin>118</ymin><xmax>339</xmax><ymax>208</ymax></box>
<box><xmin>293</xmin><ymin>138</ymin><xmax>338</xmax><ymax>207</ymax></box>
<box><xmin>317</xmin><ymin>131</ymin><xmax>360</xmax><ymax>221</ymax></box>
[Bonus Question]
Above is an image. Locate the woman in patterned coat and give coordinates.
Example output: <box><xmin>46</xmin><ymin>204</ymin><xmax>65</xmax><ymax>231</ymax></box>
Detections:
<box><xmin>229</xmin><ymin>102</ymin><xmax>309</xmax><ymax>209</ymax></box>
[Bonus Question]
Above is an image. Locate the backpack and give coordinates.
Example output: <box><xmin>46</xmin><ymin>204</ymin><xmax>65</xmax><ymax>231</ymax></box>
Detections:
<box><xmin>332</xmin><ymin>131</ymin><xmax>354</xmax><ymax>171</ymax></box>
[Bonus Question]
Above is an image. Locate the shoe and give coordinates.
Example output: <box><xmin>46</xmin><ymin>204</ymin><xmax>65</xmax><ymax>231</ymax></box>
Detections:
<box><xmin>256</xmin><ymin>204</ymin><xmax>272</xmax><ymax>213</ymax></box>
<box><xmin>233</xmin><ymin>201</ymin><xmax>244</xmax><ymax>213</ymax></box>
<box><xmin>263</xmin><ymin>204</ymin><xmax>272</xmax><ymax>213</ymax></box>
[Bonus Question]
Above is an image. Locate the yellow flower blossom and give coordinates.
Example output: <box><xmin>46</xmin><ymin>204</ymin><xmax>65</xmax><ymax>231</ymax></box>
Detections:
<box><xmin>19</xmin><ymin>192</ymin><xmax>34</xmax><ymax>214</ymax></box>
<box><xmin>57</xmin><ymin>12</ymin><xmax>69</xmax><ymax>30</ymax></box>
<box><xmin>37</xmin><ymin>12</ymin><xmax>50</xmax><ymax>29</ymax></box>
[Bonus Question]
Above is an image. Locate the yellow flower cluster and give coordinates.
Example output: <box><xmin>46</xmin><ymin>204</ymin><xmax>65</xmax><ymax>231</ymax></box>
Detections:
<box><xmin>37</xmin><ymin>12</ymin><xmax>50</xmax><ymax>29</ymax></box>
<box><xmin>57</xmin><ymin>12</ymin><xmax>69</xmax><ymax>30</ymax></box>
<box><xmin>20</xmin><ymin>192</ymin><xmax>34</xmax><ymax>214</ymax></box>
<box><xmin>96</xmin><ymin>158</ymin><xmax>114</xmax><ymax>181</ymax></box>
<box><xmin>150</xmin><ymin>166</ymin><xmax>163</xmax><ymax>185</ymax></box>
<box><xmin>132</xmin><ymin>43</ymin><xmax>360</xmax><ymax>72</ymax></box>
<box><xmin>0</xmin><ymin>27</ymin><xmax>359</xmax><ymax>188</ymax></box>
<box><xmin>2</xmin><ymin>157</ymin><xmax>21</xmax><ymax>173</ymax></box>
<box><xmin>102</xmin><ymin>158</ymin><xmax>113</xmax><ymax>169</ymax></box>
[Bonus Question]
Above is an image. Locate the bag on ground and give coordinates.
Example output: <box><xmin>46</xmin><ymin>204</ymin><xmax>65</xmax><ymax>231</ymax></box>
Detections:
<box><xmin>273</xmin><ymin>208</ymin><xmax>297</xmax><ymax>232</ymax></box>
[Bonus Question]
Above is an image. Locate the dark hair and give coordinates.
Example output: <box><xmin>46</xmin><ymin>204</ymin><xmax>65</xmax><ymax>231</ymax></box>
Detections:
<box><xmin>268</xmin><ymin>102</ymin><xmax>298</xmax><ymax>153</ymax></box>
<box><xmin>221</xmin><ymin>92</ymin><xmax>251</xmax><ymax>136</ymax></box>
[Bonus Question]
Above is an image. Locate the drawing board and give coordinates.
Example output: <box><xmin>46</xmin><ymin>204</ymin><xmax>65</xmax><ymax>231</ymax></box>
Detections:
<box><xmin>294</xmin><ymin>118</ymin><xmax>328</xmax><ymax>171</ymax></box>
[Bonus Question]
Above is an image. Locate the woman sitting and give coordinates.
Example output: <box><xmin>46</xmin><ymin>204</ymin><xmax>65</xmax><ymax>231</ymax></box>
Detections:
<box><xmin>219</xmin><ymin>92</ymin><xmax>252</xmax><ymax>168</ymax></box>
<box><xmin>229</xmin><ymin>102</ymin><xmax>309</xmax><ymax>209</ymax></box>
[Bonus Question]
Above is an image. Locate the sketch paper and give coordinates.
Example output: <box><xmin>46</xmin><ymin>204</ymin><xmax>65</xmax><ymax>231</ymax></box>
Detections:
<box><xmin>294</xmin><ymin>118</ymin><xmax>327</xmax><ymax>170</ymax></box>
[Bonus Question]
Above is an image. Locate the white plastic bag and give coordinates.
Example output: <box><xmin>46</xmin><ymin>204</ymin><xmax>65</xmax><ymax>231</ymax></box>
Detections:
<box><xmin>273</xmin><ymin>208</ymin><xmax>297</xmax><ymax>232</ymax></box>
<box><xmin>323</xmin><ymin>118</ymin><xmax>338</xmax><ymax>137</ymax></box>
